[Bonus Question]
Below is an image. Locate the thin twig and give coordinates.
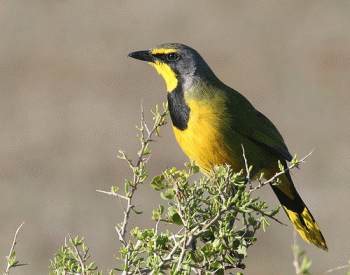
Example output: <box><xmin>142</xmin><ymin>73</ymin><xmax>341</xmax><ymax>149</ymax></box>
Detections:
<box><xmin>96</xmin><ymin>190</ymin><xmax>129</xmax><ymax>200</ymax></box>
<box><xmin>4</xmin><ymin>222</ymin><xmax>25</xmax><ymax>275</ymax></box>
<box><xmin>249</xmin><ymin>150</ymin><xmax>314</xmax><ymax>194</ymax></box>
<box><xmin>176</xmin><ymin>233</ymin><xmax>187</xmax><ymax>272</ymax></box>
<box><xmin>153</xmin><ymin>217</ymin><xmax>161</xmax><ymax>258</ymax></box>
<box><xmin>325</xmin><ymin>264</ymin><xmax>350</xmax><ymax>274</ymax></box>
<box><xmin>292</xmin><ymin>230</ymin><xmax>301</xmax><ymax>275</ymax></box>
<box><xmin>249</xmin><ymin>205</ymin><xmax>287</xmax><ymax>226</ymax></box>
<box><xmin>241</xmin><ymin>144</ymin><xmax>252</xmax><ymax>189</ymax></box>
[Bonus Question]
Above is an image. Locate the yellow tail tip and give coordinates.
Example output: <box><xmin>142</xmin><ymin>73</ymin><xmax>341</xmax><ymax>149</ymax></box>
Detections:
<box><xmin>283</xmin><ymin>206</ymin><xmax>328</xmax><ymax>251</ymax></box>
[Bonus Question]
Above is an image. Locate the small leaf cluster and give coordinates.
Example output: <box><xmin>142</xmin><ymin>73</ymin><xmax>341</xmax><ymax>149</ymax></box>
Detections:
<box><xmin>293</xmin><ymin>243</ymin><xmax>313</xmax><ymax>275</ymax></box>
<box><xmin>50</xmin><ymin>236</ymin><xmax>103</xmax><ymax>275</ymax></box>
<box><xmin>151</xmin><ymin>103</ymin><xmax>169</xmax><ymax>136</ymax></box>
<box><xmin>5</xmin><ymin>250</ymin><xmax>19</xmax><ymax>274</ymax></box>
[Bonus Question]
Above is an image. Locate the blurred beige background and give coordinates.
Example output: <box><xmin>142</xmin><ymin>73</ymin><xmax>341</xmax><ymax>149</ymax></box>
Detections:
<box><xmin>1</xmin><ymin>1</ymin><xmax>349</xmax><ymax>274</ymax></box>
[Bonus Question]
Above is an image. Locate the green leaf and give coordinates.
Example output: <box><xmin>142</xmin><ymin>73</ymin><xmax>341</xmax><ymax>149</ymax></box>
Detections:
<box><xmin>168</xmin><ymin>207</ymin><xmax>183</xmax><ymax>225</ymax></box>
<box><xmin>117</xmin><ymin>150</ymin><xmax>126</xmax><ymax>159</ymax></box>
<box><xmin>248</xmin><ymin>215</ymin><xmax>257</xmax><ymax>226</ymax></box>
<box><xmin>136</xmin><ymin>230</ymin><xmax>149</xmax><ymax>240</ymax></box>
<box><xmin>192</xmin><ymin>165</ymin><xmax>200</xmax><ymax>174</ymax></box>
<box><xmin>291</xmin><ymin>153</ymin><xmax>298</xmax><ymax>165</ymax></box>
<box><xmin>150</xmin><ymin>175</ymin><xmax>166</xmax><ymax>191</ymax></box>
<box><xmin>143</xmin><ymin>143</ymin><xmax>150</xmax><ymax>155</ymax></box>
<box><xmin>248</xmin><ymin>165</ymin><xmax>253</xmax><ymax>173</ymax></box>
<box><xmin>261</xmin><ymin>217</ymin><xmax>270</xmax><ymax>232</ymax></box>
<box><xmin>225</xmin><ymin>254</ymin><xmax>236</xmax><ymax>265</ymax></box>
<box><xmin>139</xmin><ymin>171</ymin><xmax>148</xmax><ymax>183</ymax></box>
<box><xmin>210</xmin><ymin>261</ymin><xmax>223</xmax><ymax>269</ymax></box>
<box><xmin>125</xmin><ymin>181</ymin><xmax>130</xmax><ymax>196</ymax></box>
<box><xmin>300</xmin><ymin>256</ymin><xmax>312</xmax><ymax>274</ymax></box>
<box><xmin>130</xmin><ymin>227</ymin><xmax>139</xmax><ymax>238</ymax></box>
<box><xmin>264</xmin><ymin>205</ymin><xmax>281</xmax><ymax>215</ymax></box>
<box><xmin>159</xmin><ymin>204</ymin><xmax>164</xmax><ymax>214</ymax></box>
<box><xmin>155</xmin><ymin>235</ymin><xmax>169</xmax><ymax>246</ymax></box>
<box><xmin>153</xmin><ymin>204</ymin><xmax>165</xmax><ymax>220</ymax></box>
<box><xmin>236</xmin><ymin>243</ymin><xmax>247</xmax><ymax>259</ymax></box>
<box><xmin>7</xmin><ymin>258</ymin><xmax>13</xmax><ymax>265</ymax></box>
<box><xmin>87</xmin><ymin>262</ymin><xmax>96</xmax><ymax>269</ymax></box>
<box><xmin>278</xmin><ymin>160</ymin><xmax>284</xmax><ymax>171</ymax></box>
<box><xmin>171</xmin><ymin>213</ymin><xmax>183</xmax><ymax>225</ymax></box>
<box><xmin>259</xmin><ymin>172</ymin><xmax>265</xmax><ymax>180</ymax></box>
<box><xmin>131</xmin><ymin>207</ymin><xmax>143</xmax><ymax>215</ymax></box>
<box><xmin>72</xmin><ymin>236</ymin><xmax>80</xmax><ymax>245</ymax></box>
<box><xmin>133</xmin><ymin>167</ymin><xmax>141</xmax><ymax>176</ymax></box>
<box><xmin>160</xmin><ymin>189</ymin><xmax>176</xmax><ymax>200</ymax></box>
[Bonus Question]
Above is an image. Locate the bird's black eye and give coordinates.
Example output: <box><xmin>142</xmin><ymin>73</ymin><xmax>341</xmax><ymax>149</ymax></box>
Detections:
<box><xmin>167</xmin><ymin>52</ymin><xmax>179</xmax><ymax>62</ymax></box>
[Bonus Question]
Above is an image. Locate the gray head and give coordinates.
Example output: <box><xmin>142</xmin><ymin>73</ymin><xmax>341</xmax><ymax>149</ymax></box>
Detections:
<box><xmin>128</xmin><ymin>43</ymin><xmax>217</xmax><ymax>92</ymax></box>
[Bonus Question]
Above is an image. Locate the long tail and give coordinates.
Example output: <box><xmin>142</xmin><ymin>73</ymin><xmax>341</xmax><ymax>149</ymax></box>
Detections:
<box><xmin>269</xmin><ymin>172</ymin><xmax>328</xmax><ymax>250</ymax></box>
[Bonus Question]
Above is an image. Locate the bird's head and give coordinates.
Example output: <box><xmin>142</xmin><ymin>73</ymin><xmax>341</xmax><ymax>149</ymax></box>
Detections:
<box><xmin>128</xmin><ymin>43</ymin><xmax>215</xmax><ymax>92</ymax></box>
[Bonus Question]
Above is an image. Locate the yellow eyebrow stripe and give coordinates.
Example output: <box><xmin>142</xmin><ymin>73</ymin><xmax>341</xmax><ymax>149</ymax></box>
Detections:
<box><xmin>150</xmin><ymin>48</ymin><xmax>179</xmax><ymax>55</ymax></box>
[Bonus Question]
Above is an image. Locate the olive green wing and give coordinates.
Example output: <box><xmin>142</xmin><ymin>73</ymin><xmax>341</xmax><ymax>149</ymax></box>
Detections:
<box><xmin>225</xmin><ymin>88</ymin><xmax>292</xmax><ymax>162</ymax></box>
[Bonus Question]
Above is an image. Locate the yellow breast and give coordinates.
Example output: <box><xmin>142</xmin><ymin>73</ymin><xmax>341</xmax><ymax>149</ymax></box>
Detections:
<box><xmin>172</xmin><ymin>99</ymin><xmax>232</xmax><ymax>174</ymax></box>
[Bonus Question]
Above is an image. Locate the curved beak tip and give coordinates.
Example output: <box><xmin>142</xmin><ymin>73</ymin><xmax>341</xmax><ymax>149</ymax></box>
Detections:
<box><xmin>127</xmin><ymin>52</ymin><xmax>137</xmax><ymax>58</ymax></box>
<box><xmin>127</xmin><ymin>50</ymin><xmax>153</xmax><ymax>62</ymax></box>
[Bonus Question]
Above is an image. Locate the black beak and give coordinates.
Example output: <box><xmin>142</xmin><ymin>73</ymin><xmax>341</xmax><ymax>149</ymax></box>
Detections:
<box><xmin>128</xmin><ymin>50</ymin><xmax>153</xmax><ymax>62</ymax></box>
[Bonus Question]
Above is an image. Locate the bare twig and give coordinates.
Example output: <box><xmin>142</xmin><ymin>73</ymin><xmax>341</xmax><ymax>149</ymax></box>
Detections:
<box><xmin>325</xmin><ymin>264</ymin><xmax>350</xmax><ymax>274</ymax></box>
<box><xmin>96</xmin><ymin>190</ymin><xmax>129</xmax><ymax>200</ymax></box>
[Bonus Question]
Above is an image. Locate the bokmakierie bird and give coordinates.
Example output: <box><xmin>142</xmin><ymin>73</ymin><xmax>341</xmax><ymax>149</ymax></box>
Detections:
<box><xmin>128</xmin><ymin>43</ymin><xmax>327</xmax><ymax>250</ymax></box>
